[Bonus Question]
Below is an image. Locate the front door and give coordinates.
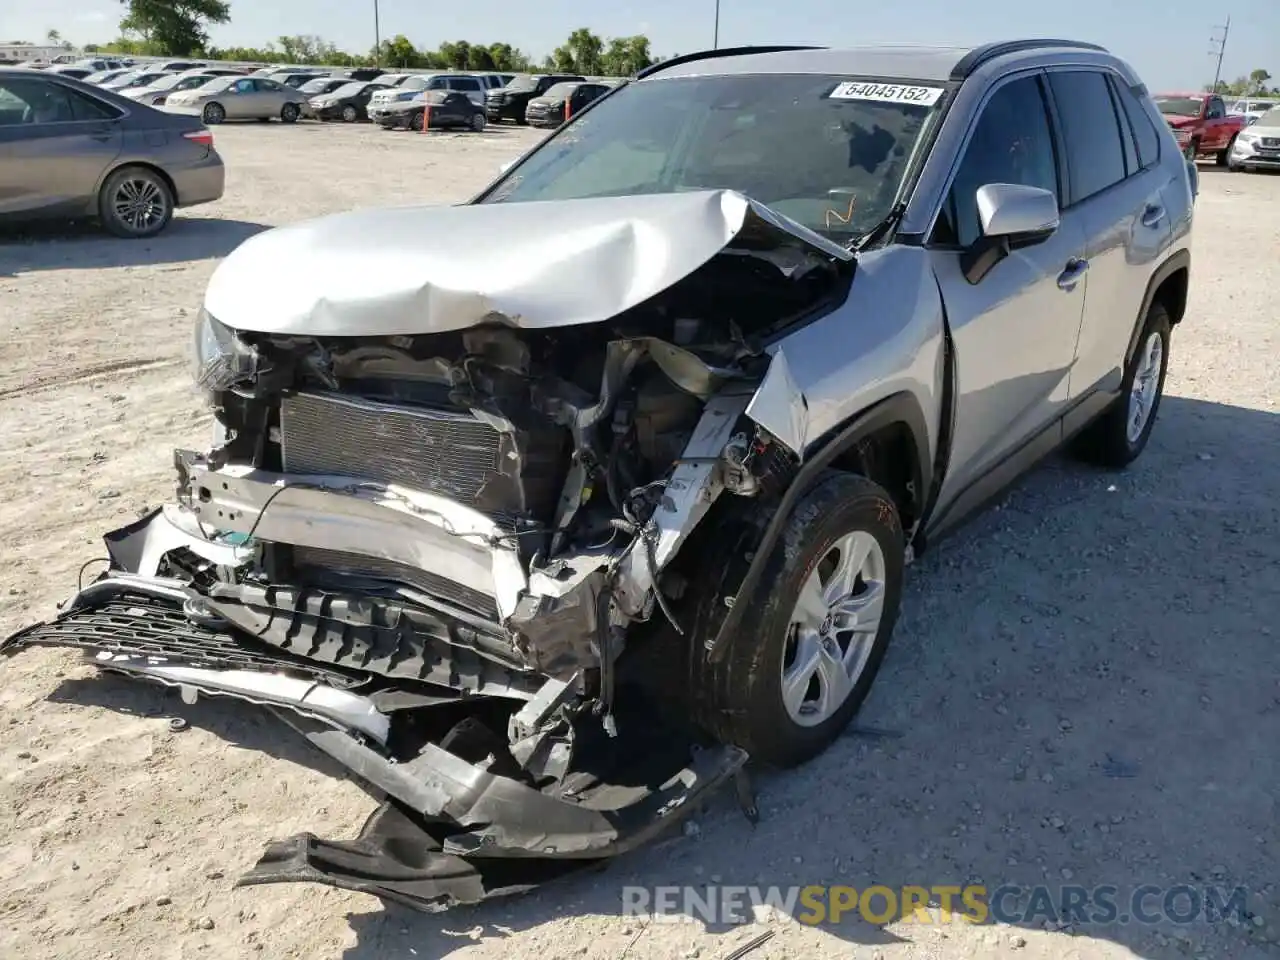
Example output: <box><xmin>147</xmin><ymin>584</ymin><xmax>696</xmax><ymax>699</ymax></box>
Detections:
<box><xmin>928</xmin><ymin>71</ymin><xmax>1087</xmax><ymax>499</ymax></box>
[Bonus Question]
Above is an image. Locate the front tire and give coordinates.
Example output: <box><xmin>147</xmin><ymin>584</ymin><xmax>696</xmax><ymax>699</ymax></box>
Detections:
<box><xmin>281</xmin><ymin>103</ymin><xmax>300</xmax><ymax>123</ymax></box>
<box><xmin>1217</xmin><ymin>135</ymin><xmax>1236</xmax><ymax>166</ymax></box>
<box><xmin>98</xmin><ymin>165</ymin><xmax>174</xmax><ymax>239</ymax></box>
<box><xmin>1072</xmin><ymin>302</ymin><xmax>1171</xmax><ymax>468</ymax></box>
<box><xmin>342</xmin><ymin>105</ymin><xmax>358</xmax><ymax>123</ymax></box>
<box><xmin>470</xmin><ymin>112</ymin><xmax>486</xmax><ymax>132</ymax></box>
<box><xmin>202</xmin><ymin>102</ymin><xmax>225</xmax><ymax>124</ymax></box>
<box><xmin>691</xmin><ymin>473</ymin><xmax>905</xmax><ymax>768</ymax></box>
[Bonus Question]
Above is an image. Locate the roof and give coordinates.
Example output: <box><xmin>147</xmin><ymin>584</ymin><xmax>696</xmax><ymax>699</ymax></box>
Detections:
<box><xmin>642</xmin><ymin>40</ymin><xmax>1111</xmax><ymax>84</ymax></box>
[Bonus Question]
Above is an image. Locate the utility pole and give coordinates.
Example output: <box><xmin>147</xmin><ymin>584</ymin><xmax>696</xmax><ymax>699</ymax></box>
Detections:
<box><xmin>713</xmin><ymin>0</ymin><xmax>720</xmax><ymax>49</ymax></box>
<box><xmin>373</xmin><ymin>0</ymin><xmax>382</xmax><ymax>66</ymax></box>
<box><xmin>1208</xmin><ymin>15</ymin><xmax>1230</xmax><ymax>93</ymax></box>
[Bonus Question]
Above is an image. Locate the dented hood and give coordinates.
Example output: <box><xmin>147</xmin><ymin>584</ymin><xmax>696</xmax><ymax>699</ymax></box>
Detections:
<box><xmin>203</xmin><ymin>190</ymin><xmax>851</xmax><ymax>336</ymax></box>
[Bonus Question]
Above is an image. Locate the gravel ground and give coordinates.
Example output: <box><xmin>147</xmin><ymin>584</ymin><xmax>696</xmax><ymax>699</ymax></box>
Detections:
<box><xmin>0</xmin><ymin>124</ymin><xmax>1277</xmax><ymax>960</ymax></box>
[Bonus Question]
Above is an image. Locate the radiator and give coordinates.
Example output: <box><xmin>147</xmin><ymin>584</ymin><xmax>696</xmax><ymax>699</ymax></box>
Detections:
<box><xmin>278</xmin><ymin>391</ymin><xmax>567</xmax><ymax>523</ymax></box>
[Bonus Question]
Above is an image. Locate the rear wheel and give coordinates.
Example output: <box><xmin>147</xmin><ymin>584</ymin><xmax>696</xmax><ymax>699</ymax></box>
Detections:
<box><xmin>98</xmin><ymin>165</ymin><xmax>174</xmax><ymax>239</ymax></box>
<box><xmin>281</xmin><ymin>102</ymin><xmax>300</xmax><ymax>123</ymax></box>
<box><xmin>342</xmin><ymin>105</ymin><xmax>358</xmax><ymax>123</ymax></box>
<box><xmin>1072</xmin><ymin>302</ymin><xmax>1171</xmax><ymax>468</ymax></box>
<box><xmin>202</xmin><ymin>102</ymin><xmax>225</xmax><ymax>124</ymax></box>
<box><xmin>1216</xmin><ymin>135</ymin><xmax>1237</xmax><ymax>166</ymax></box>
<box><xmin>689</xmin><ymin>473</ymin><xmax>905</xmax><ymax>768</ymax></box>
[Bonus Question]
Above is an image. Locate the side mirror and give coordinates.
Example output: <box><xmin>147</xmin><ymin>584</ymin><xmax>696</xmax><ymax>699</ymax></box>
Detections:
<box><xmin>976</xmin><ymin>183</ymin><xmax>1059</xmax><ymax>239</ymax></box>
<box><xmin>961</xmin><ymin>183</ymin><xmax>1059</xmax><ymax>285</ymax></box>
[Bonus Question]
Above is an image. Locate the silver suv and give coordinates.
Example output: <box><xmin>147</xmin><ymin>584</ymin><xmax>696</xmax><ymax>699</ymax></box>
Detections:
<box><xmin>4</xmin><ymin>40</ymin><xmax>1194</xmax><ymax>908</ymax></box>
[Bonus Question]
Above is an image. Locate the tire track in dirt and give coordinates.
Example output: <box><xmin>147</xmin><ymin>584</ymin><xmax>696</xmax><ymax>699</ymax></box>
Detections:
<box><xmin>0</xmin><ymin>357</ymin><xmax>183</xmax><ymax>400</ymax></box>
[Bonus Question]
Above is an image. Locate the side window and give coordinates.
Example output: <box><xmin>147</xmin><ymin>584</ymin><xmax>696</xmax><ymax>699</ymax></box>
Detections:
<box><xmin>935</xmin><ymin>75</ymin><xmax>1060</xmax><ymax>248</ymax></box>
<box><xmin>1112</xmin><ymin>80</ymin><xmax>1161</xmax><ymax>169</ymax></box>
<box><xmin>1046</xmin><ymin>71</ymin><xmax>1128</xmax><ymax>204</ymax></box>
<box><xmin>1106</xmin><ymin>80</ymin><xmax>1139</xmax><ymax>175</ymax></box>
<box><xmin>452</xmin><ymin>78</ymin><xmax>481</xmax><ymax>92</ymax></box>
<box><xmin>235</xmin><ymin>79</ymin><xmax>256</xmax><ymax>93</ymax></box>
<box><xmin>0</xmin><ymin>78</ymin><xmax>76</xmax><ymax>124</ymax></box>
<box><xmin>67</xmin><ymin>89</ymin><xmax>119</xmax><ymax>121</ymax></box>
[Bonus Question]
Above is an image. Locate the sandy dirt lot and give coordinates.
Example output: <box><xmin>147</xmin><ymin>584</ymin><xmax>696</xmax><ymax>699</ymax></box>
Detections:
<box><xmin>0</xmin><ymin>123</ymin><xmax>1277</xmax><ymax>960</ymax></box>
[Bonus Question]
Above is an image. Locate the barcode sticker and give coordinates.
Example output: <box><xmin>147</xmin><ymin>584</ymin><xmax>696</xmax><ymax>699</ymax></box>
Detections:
<box><xmin>828</xmin><ymin>82</ymin><xmax>944</xmax><ymax>106</ymax></box>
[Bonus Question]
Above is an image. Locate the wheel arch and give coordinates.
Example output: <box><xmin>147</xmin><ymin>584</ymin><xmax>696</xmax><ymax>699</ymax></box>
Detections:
<box><xmin>1126</xmin><ymin>248</ymin><xmax>1190</xmax><ymax>368</ymax></box>
<box><xmin>705</xmin><ymin>390</ymin><xmax>932</xmax><ymax>663</ymax></box>
<box><xmin>94</xmin><ymin>160</ymin><xmax>179</xmax><ymax>209</ymax></box>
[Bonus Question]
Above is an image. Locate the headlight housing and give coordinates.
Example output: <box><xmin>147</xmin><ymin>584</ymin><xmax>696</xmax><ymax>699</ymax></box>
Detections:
<box><xmin>192</xmin><ymin>307</ymin><xmax>259</xmax><ymax>393</ymax></box>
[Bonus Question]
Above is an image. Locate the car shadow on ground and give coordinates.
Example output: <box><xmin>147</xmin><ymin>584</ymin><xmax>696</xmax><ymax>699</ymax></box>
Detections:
<box><xmin>43</xmin><ymin>394</ymin><xmax>1280</xmax><ymax>960</ymax></box>
<box><xmin>0</xmin><ymin>216</ymin><xmax>269</xmax><ymax>276</ymax></box>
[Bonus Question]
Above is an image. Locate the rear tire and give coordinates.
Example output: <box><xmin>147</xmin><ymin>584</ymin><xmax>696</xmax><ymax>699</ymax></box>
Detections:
<box><xmin>689</xmin><ymin>473</ymin><xmax>905</xmax><ymax>768</ymax></box>
<box><xmin>1072</xmin><ymin>302</ymin><xmax>1171</xmax><ymax>468</ymax></box>
<box><xmin>1216</xmin><ymin>135</ymin><xmax>1236</xmax><ymax>166</ymax></box>
<box><xmin>281</xmin><ymin>103</ymin><xmax>300</xmax><ymax>123</ymax></box>
<box><xmin>98</xmin><ymin>165</ymin><xmax>174</xmax><ymax>239</ymax></box>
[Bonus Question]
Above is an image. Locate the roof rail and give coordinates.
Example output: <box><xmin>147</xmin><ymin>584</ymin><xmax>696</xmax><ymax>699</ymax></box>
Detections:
<box><xmin>950</xmin><ymin>39</ymin><xmax>1108</xmax><ymax>80</ymax></box>
<box><xmin>636</xmin><ymin>45</ymin><xmax>827</xmax><ymax>80</ymax></box>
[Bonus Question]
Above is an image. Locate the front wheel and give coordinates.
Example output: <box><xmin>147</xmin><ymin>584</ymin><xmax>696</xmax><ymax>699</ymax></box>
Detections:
<box><xmin>342</xmin><ymin>105</ymin><xmax>358</xmax><ymax>123</ymax></box>
<box><xmin>411</xmin><ymin>111</ymin><xmax>427</xmax><ymax>132</ymax></box>
<box><xmin>281</xmin><ymin>102</ymin><xmax>300</xmax><ymax>123</ymax></box>
<box><xmin>470</xmin><ymin>112</ymin><xmax>486</xmax><ymax>132</ymax></box>
<box><xmin>690</xmin><ymin>473</ymin><xmax>905</xmax><ymax>768</ymax></box>
<box><xmin>1072</xmin><ymin>302</ymin><xmax>1171</xmax><ymax>468</ymax></box>
<box><xmin>202</xmin><ymin>102</ymin><xmax>225</xmax><ymax>125</ymax></box>
<box><xmin>1216</xmin><ymin>135</ymin><xmax>1237</xmax><ymax>166</ymax></box>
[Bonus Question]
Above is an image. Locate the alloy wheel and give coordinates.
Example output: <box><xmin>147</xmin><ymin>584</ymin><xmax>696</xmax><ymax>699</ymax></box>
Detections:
<box><xmin>781</xmin><ymin>530</ymin><xmax>887</xmax><ymax>727</ymax></box>
<box><xmin>1126</xmin><ymin>330</ymin><xmax>1164</xmax><ymax>444</ymax></box>
<box><xmin>111</xmin><ymin>176</ymin><xmax>168</xmax><ymax>234</ymax></box>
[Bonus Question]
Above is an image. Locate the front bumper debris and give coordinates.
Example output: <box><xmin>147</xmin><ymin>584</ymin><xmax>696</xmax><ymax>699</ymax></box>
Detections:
<box><xmin>2</xmin><ymin>548</ymin><xmax>750</xmax><ymax>910</ymax></box>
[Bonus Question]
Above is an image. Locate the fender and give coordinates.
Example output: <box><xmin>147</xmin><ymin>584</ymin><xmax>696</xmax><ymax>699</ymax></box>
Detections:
<box><xmin>1125</xmin><ymin>248</ymin><xmax>1190</xmax><ymax>367</ymax></box>
<box><xmin>704</xmin><ymin>390</ymin><xmax>932</xmax><ymax>662</ymax></box>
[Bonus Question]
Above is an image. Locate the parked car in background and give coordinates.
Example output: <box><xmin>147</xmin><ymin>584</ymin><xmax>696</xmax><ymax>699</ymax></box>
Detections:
<box><xmin>83</xmin><ymin>68</ymin><xmax>133</xmax><ymax>86</ymax></box>
<box><xmin>1152</xmin><ymin>91</ymin><xmax>1248</xmax><ymax>164</ymax></box>
<box><xmin>367</xmin><ymin>74</ymin><xmax>487</xmax><ymax>121</ymax></box>
<box><xmin>523</xmin><ymin>80</ymin><xmax>611</xmax><ymax>127</ymax></box>
<box><xmin>74</xmin><ymin>58</ymin><xmax>127</xmax><ymax>72</ymax></box>
<box><xmin>372</xmin><ymin>88</ymin><xmax>487</xmax><ymax>131</ymax></box>
<box><xmin>303</xmin><ymin>79</ymin><xmax>390</xmax><ymax>122</ymax></box>
<box><xmin>1227</xmin><ymin>103</ymin><xmax>1280</xmax><ymax>171</ymax></box>
<box><xmin>329</xmin><ymin>67</ymin><xmax>386</xmax><ymax>83</ymax></box>
<box><xmin>164</xmin><ymin>75</ymin><xmax>308</xmax><ymax>124</ymax></box>
<box><xmin>47</xmin><ymin>65</ymin><xmax>94</xmax><ymax>80</ymax></box>
<box><xmin>124</xmin><ymin>71</ymin><xmax>234</xmax><ymax>107</ymax></box>
<box><xmin>485</xmin><ymin>73</ymin><xmax>585</xmax><ymax>123</ymax></box>
<box><xmin>101</xmin><ymin>69</ymin><xmax>173</xmax><ymax>91</ymax></box>
<box><xmin>267</xmin><ymin>70</ymin><xmax>331</xmax><ymax>90</ymax></box>
<box><xmin>295</xmin><ymin>76</ymin><xmax>355</xmax><ymax>102</ymax></box>
<box><xmin>0</xmin><ymin>68</ymin><xmax>223</xmax><ymax>237</ymax></box>
<box><xmin>151</xmin><ymin>60</ymin><xmax>206</xmax><ymax>72</ymax></box>
<box><xmin>1228</xmin><ymin>97</ymin><xmax>1280</xmax><ymax>126</ymax></box>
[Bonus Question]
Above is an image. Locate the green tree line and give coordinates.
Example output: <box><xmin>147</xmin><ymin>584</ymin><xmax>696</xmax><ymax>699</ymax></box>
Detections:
<box><xmin>1205</xmin><ymin>69</ymin><xmax>1277</xmax><ymax>97</ymax></box>
<box><xmin>79</xmin><ymin>0</ymin><xmax>657</xmax><ymax>76</ymax></box>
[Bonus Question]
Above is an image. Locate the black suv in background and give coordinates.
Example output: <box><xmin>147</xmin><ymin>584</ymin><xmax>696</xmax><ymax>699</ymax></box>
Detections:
<box><xmin>485</xmin><ymin>73</ymin><xmax>584</xmax><ymax>123</ymax></box>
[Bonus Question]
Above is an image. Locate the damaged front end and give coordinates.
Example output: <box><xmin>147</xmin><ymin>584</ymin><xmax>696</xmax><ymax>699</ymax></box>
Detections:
<box><xmin>3</xmin><ymin>190</ymin><xmax>851</xmax><ymax>909</ymax></box>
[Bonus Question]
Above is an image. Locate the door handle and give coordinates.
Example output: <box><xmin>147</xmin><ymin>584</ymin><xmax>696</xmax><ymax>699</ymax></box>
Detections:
<box><xmin>1057</xmin><ymin>258</ymin><xmax>1089</xmax><ymax>291</ymax></box>
<box><xmin>1141</xmin><ymin>204</ymin><xmax>1165</xmax><ymax>228</ymax></box>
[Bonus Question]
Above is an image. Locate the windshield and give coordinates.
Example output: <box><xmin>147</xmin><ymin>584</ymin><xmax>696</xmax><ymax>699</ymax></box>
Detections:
<box><xmin>504</xmin><ymin>76</ymin><xmax>540</xmax><ymax>92</ymax></box>
<box><xmin>300</xmin><ymin>78</ymin><xmax>340</xmax><ymax>94</ymax></box>
<box><xmin>480</xmin><ymin>74</ymin><xmax>943</xmax><ymax>239</ymax></box>
<box><xmin>1259</xmin><ymin>105</ymin><xmax>1280</xmax><ymax>126</ymax></box>
<box><xmin>1153</xmin><ymin>97</ymin><xmax>1203</xmax><ymax>117</ymax></box>
<box><xmin>123</xmin><ymin>72</ymin><xmax>165</xmax><ymax>88</ymax></box>
<box><xmin>202</xmin><ymin>77</ymin><xmax>235</xmax><ymax>93</ymax></box>
<box><xmin>542</xmin><ymin>82</ymin><xmax>579</xmax><ymax>100</ymax></box>
<box><xmin>151</xmin><ymin>72</ymin><xmax>200</xmax><ymax>92</ymax></box>
<box><xmin>332</xmin><ymin>81</ymin><xmax>368</xmax><ymax>98</ymax></box>
<box><xmin>400</xmin><ymin>76</ymin><xmax>432</xmax><ymax>91</ymax></box>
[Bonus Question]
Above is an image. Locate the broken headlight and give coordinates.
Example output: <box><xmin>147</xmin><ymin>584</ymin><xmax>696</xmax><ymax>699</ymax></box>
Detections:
<box><xmin>192</xmin><ymin>307</ymin><xmax>259</xmax><ymax>393</ymax></box>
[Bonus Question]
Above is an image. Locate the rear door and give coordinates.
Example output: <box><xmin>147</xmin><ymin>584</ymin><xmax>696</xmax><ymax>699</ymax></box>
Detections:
<box><xmin>1043</xmin><ymin>69</ymin><xmax>1171</xmax><ymax>399</ymax></box>
<box><xmin>0</xmin><ymin>76</ymin><xmax>123</xmax><ymax>216</ymax></box>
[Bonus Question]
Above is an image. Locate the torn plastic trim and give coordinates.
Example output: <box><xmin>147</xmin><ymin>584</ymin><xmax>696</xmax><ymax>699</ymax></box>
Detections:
<box><xmin>92</xmin><ymin>654</ymin><xmax>392</xmax><ymax>744</ymax></box>
<box><xmin>176</xmin><ymin>454</ymin><xmax>525</xmax><ymax>619</ymax></box>
<box><xmin>273</xmin><ymin>709</ymin><xmax>748</xmax><ymax>858</ymax></box>
<box><xmin>745</xmin><ymin>346</ymin><xmax>809</xmax><ymax>457</ymax></box>
<box><xmin>104</xmin><ymin>504</ymin><xmax>252</xmax><ymax>579</ymax></box>
<box><xmin>201</xmin><ymin>189</ymin><xmax>853</xmax><ymax>338</ymax></box>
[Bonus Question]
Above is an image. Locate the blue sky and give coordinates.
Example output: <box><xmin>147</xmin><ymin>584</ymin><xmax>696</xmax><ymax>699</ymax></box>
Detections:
<box><xmin>6</xmin><ymin>0</ymin><xmax>1277</xmax><ymax>91</ymax></box>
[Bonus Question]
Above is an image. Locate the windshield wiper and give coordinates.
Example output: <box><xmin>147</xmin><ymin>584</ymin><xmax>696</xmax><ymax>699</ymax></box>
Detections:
<box><xmin>850</xmin><ymin>200</ymin><xmax>908</xmax><ymax>253</ymax></box>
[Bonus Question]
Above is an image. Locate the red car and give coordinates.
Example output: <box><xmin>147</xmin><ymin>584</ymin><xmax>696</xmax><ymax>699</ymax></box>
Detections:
<box><xmin>1152</xmin><ymin>91</ymin><xmax>1248</xmax><ymax>164</ymax></box>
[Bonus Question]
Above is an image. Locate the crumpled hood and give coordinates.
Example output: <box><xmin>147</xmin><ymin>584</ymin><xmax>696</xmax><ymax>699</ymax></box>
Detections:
<box><xmin>203</xmin><ymin>190</ymin><xmax>852</xmax><ymax>337</ymax></box>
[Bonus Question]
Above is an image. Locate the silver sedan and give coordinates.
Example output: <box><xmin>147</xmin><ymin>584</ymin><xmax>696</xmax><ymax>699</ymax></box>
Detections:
<box><xmin>164</xmin><ymin>75</ymin><xmax>307</xmax><ymax>124</ymax></box>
